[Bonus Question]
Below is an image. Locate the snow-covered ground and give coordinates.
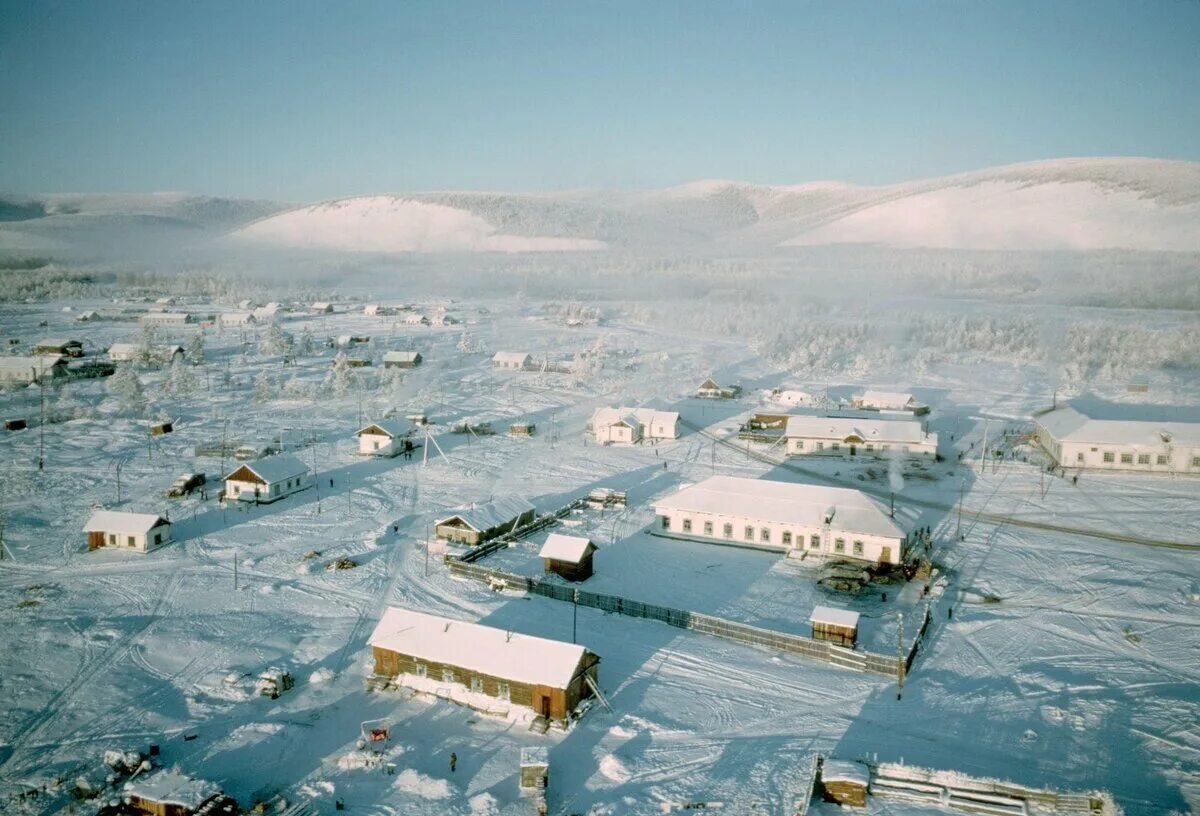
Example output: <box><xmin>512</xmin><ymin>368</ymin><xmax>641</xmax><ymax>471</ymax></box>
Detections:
<box><xmin>0</xmin><ymin>288</ymin><xmax>1197</xmax><ymax>816</ymax></box>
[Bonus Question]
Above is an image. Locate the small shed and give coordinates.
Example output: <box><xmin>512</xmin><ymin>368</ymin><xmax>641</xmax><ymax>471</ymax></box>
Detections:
<box><xmin>345</xmin><ymin>357</ymin><xmax>372</xmax><ymax>368</ymax></box>
<box><xmin>519</xmin><ymin>746</ymin><xmax>549</xmax><ymax>796</ymax></box>
<box><xmin>151</xmin><ymin>420</ymin><xmax>174</xmax><ymax>436</ymax></box>
<box><xmin>434</xmin><ymin>497</ymin><xmax>536</xmax><ymax>546</ymax></box>
<box><xmin>356</xmin><ymin>419</ymin><xmax>411</xmax><ymax>457</ymax></box>
<box><xmin>539</xmin><ymin>533</ymin><xmax>596</xmax><ymax>582</ymax></box>
<box><xmin>5</xmin><ymin>418</ymin><xmax>27</xmax><ymax>431</ymax></box>
<box><xmin>821</xmin><ymin>759</ymin><xmax>869</xmax><ymax>807</ymax></box>
<box><xmin>84</xmin><ymin>510</ymin><xmax>172</xmax><ymax>553</ymax></box>
<box><xmin>810</xmin><ymin>606</ymin><xmax>860</xmax><ymax>647</ymax></box>
<box><xmin>509</xmin><ymin>422</ymin><xmax>536</xmax><ymax>437</ymax></box>
<box><xmin>255</xmin><ymin>667</ymin><xmax>294</xmax><ymax>698</ymax></box>
<box><xmin>383</xmin><ymin>350</ymin><xmax>422</xmax><ymax>368</ymax></box>
<box><xmin>33</xmin><ymin>338</ymin><xmax>83</xmax><ymax>357</ymax></box>
<box><xmin>123</xmin><ymin>769</ymin><xmax>227</xmax><ymax>816</ymax></box>
<box><xmin>311</xmin><ymin>301</ymin><xmax>334</xmax><ymax>313</ymax></box>
<box><xmin>492</xmin><ymin>351</ymin><xmax>531</xmax><ymax>370</ymax></box>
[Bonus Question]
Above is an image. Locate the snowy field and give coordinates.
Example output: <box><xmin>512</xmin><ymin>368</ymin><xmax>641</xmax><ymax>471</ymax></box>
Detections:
<box><xmin>0</xmin><ymin>283</ymin><xmax>1198</xmax><ymax>816</ymax></box>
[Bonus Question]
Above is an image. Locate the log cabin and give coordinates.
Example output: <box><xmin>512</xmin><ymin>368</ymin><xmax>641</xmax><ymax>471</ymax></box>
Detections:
<box><xmin>810</xmin><ymin>606</ymin><xmax>860</xmax><ymax>647</ymax></box>
<box><xmin>122</xmin><ymin>769</ymin><xmax>233</xmax><ymax>816</ymax></box>
<box><xmin>434</xmin><ymin>497</ymin><xmax>536</xmax><ymax>546</ymax></box>
<box><xmin>368</xmin><ymin>607</ymin><xmax>599</xmax><ymax>725</ymax></box>
<box><xmin>382</xmin><ymin>350</ymin><xmax>422</xmax><ymax>368</ymax></box>
<box><xmin>539</xmin><ymin>533</ymin><xmax>597</xmax><ymax>582</ymax></box>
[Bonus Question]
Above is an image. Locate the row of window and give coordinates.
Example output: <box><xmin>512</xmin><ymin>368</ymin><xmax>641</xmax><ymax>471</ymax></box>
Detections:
<box><xmin>104</xmin><ymin>531</ymin><xmax>163</xmax><ymax>548</ymax></box>
<box><xmin>412</xmin><ymin>663</ymin><xmax>510</xmax><ymax>700</ymax></box>
<box><xmin>793</xmin><ymin>440</ymin><xmax>927</xmax><ymax>454</ymax></box>
<box><xmin>662</xmin><ymin>516</ymin><xmax>864</xmax><ymax>555</ymax></box>
<box><xmin>1088</xmin><ymin>451</ymin><xmax>1173</xmax><ymax>466</ymax></box>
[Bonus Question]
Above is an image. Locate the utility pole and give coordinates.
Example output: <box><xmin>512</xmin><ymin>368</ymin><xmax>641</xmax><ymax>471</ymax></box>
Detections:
<box><xmin>424</xmin><ymin>522</ymin><xmax>430</xmax><ymax>577</ymax></box>
<box><xmin>38</xmin><ymin>373</ymin><xmax>45</xmax><ymax>471</ymax></box>
<box><xmin>312</xmin><ymin>427</ymin><xmax>321</xmax><ymax>514</ymax></box>
<box><xmin>115</xmin><ymin>459</ymin><xmax>123</xmax><ymax>504</ymax></box>
<box><xmin>979</xmin><ymin>418</ymin><xmax>989</xmax><ymax>475</ymax></box>
<box><xmin>233</xmin><ymin>551</ymin><xmax>239</xmax><ymax>591</ymax></box>
<box><xmin>896</xmin><ymin>612</ymin><xmax>905</xmax><ymax>700</ymax></box>
<box><xmin>572</xmin><ymin>589</ymin><xmax>578</xmax><ymax>644</ymax></box>
<box><xmin>955</xmin><ymin>481</ymin><xmax>964</xmax><ymax>540</ymax></box>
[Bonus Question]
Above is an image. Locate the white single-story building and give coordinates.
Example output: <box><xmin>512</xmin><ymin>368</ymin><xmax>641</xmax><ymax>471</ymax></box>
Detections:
<box><xmin>769</xmin><ymin>389</ymin><xmax>814</xmax><ymax>407</ymax></box>
<box><xmin>589</xmin><ymin>406</ymin><xmax>680</xmax><ymax>444</ymax></box>
<box><xmin>139</xmin><ymin>312</ymin><xmax>194</xmax><ymax>327</ymax></box>
<box><xmin>84</xmin><ymin>510</ymin><xmax>172</xmax><ymax>552</ymax></box>
<box><xmin>107</xmin><ymin>343</ymin><xmax>186</xmax><ymax>364</ymax></box>
<box><xmin>219</xmin><ymin>311</ymin><xmax>255</xmax><ymax>326</ymax></box>
<box><xmin>785</xmin><ymin>415</ymin><xmax>937</xmax><ymax>458</ymax></box>
<box><xmin>363</xmin><ymin>304</ymin><xmax>384</xmax><ymax>316</ymax></box>
<box><xmin>1034</xmin><ymin>405</ymin><xmax>1200</xmax><ymax>474</ymax></box>
<box><xmin>253</xmin><ymin>302</ymin><xmax>282</xmax><ymax>320</ymax></box>
<box><xmin>403</xmin><ymin>313</ymin><xmax>429</xmax><ymax>326</ymax></box>
<box><xmin>651</xmin><ymin>475</ymin><xmax>906</xmax><ymax>565</ymax></box>
<box><xmin>223</xmin><ymin>453</ymin><xmax>312</xmax><ymax>504</ymax></box>
<box><xmin>383</xmin><ymin>350</ymin><xmax>423</xmax><ymax>368</ymax></box>
<box><xmin>311</xmin><ymin>301</ymin><xmax>334</xmax><ymax>313</ymax></box>
<box><xmin>356</xmin><ymin>419</ymin><xmax>411</xmax><ymax>457</ymax></box>
<box><xmin>0</xmin><ymin>355</ymin><xmax>67</xmax><ymax>385</ymax></box>
<box><xmin>852</xmin><ymin>390</ymin><xmax>929</xmax><ymax>415</ymax></box>
<box><xmin>493</xmin><ymin>351</ymin><xmax>532</xmax><ymax>370</ymax></box>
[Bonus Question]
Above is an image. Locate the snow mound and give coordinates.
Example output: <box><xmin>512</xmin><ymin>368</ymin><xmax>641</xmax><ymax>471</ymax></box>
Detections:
<box><xmin>469</xmin><ymin>793</ymin><xmax>499</xmax><ymax>815</ymax></box>
<box><xmin>309</xmin><ymin>667</ymin><xmax>335</xmax><ymax>684</ymax></box>
<box><xmin>231</xmin><ymin>196</ymin><xmax>607</xmax><ymax>254</ymax></box>
<box><xmin>391</xmin><ymin>768</ymin><xmax>451</xmax><ymax>799</ymax></box>
<box><xmin>598</xmin><ymin>753</ymin><xmax>631</xmax><ymax>784</ymax></box>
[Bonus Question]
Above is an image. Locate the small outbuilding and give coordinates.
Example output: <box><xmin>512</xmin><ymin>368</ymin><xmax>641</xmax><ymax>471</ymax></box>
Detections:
<box><xmin>539</xmin><ymin>533</ymin><xmax>596</xmax><ymax>582</ymax></box>
<box><xmin>434</xmin><ymin>497</ymin><xmax>536</xmax><ymax>546</ymax></box>
<box><xmin>696</xmin><ymin>377</ymin><xmax>741</xmax><ymax>399</ymax></box>
<box><xmin>356</xmin><ymin>419</ymin><xmax>411</xmax><ymax>457</ymax></box>
<box><xmin>810</xmin><ymin>606</ymin><xmax>860</xmax><ymax>648</ymax></box>
<box><xmin>5</xmin><ymin>418</ymin><xmax>28</xmax><ymax>431</ymax></box>
<box><xmin>509</xmin><ymin>422</ymin><xmax>536</xmax><ymax>437</ymax></box>
<box><xmin>492</xmin><ymin>351</ymin><xmax>532</xmax><ymax>370</ymax></box>
<box><xmin>310</xmin><ymin>301</ymin><xmax>334</xmax><ymax>313</ymax></box>
<box><xmin>150</xmin><ymin>420</ymin><xmax>174</xmax><ymax>436</ymax></box>
<box><xmin>383</xmin><ymin>350</ymin><xmax>422</xmax><ymax>368</ymax></box>
<box><xmin>402</xmin><ymin>313</ymin><xmax>429</xmax><ymax>326</ymax></box>
<box><xmin>820</xmin><ymin>759</ymin><xmax>869</xmax><ymax>807</ymax></box>
<box><xmin>519</xmin><ymin>746</ymin><xmax>550</xmax><ymax>797</ymax></box>
<box><xmin>123</xmin><ymin>768</ymin><xmax>233</xmax><ymax>816</ymax></box>
<box><xmin>223</xmin><ymin>453</ymin><xmax>312</xmax><ymax>504</ymax></box>
<box><xmin>84</xmin><ymin>510</ymin><xmax>172</xmax><ymax>553</ymax></box>
<box><xmin>33</xmin><ymin>338</ymin><xmax>84</xmax><ymax>357</ymax></box>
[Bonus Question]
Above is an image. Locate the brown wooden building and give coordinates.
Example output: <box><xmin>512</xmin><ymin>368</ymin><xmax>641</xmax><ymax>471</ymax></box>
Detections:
<box><xmin>434</xmin><ymin>497</ymin><xmax>536</xmax><ymax>546</ymax></box>
<box><xmin>810</xmin><ymin>606</ymin><xmax>860</xmax><ymax>648</ymax></box>
<box><xmin>369</xmin><ymin>607</ymin><xmax>599</xmax><ymax>724</ymax></box>
<box><xmin>539</xmin><ymin>533</ymin><xmax>597</xmax><ymax>582</ymax></box>
<box><xmin>122</xmin><ymin>770</ymin><xmax>233</xmax><ymax>816</ymax></box>
<box><xmin>820</xmin><ymin>759</ymin><xmax>869</xmax><ymax>807</ymax></box>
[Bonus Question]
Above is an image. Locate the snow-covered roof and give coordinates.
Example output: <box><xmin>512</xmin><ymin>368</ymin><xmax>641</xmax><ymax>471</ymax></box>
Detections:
<box><xmin>821</xmin><ymin>759</ymin><xmax>868</xmax><ymax>785</ymax></box>
<box><xmin>125</xmin><ymin>769</ymin><xmax>220</xmax><ymax>809</ymax></box>
<box><xmin>591</xmin><ymin>406</ymin><xmax>679</xmax><ymax>428</ymax></box>
<box><xmin>785</xmin><ymin>415</ymin><xmax>927</xmax><ymax>444</ymax></box>
<box><xmin>368</xmin><ymin>607</ymin><xmax>589</xmax><ymax>688</ymax></box>
<box><xmin>0</xmin><ymin>355</ymin><xmax>63</xmax><ymax>372</ymax></box>
<box><xmin>653</xmin><ymin>476</ymin><xmax>905</xmax><ymax>540</ymax></box>
<box><xmin>383</xmin><ymin>350</ymin><xmax>421</xmax><ymax>362</ymax></box>
<box><xmin>84</xmin><ymin>510</ymin><xmax>169</xmax><ymax>535</ymax></box>
<box><xmin>230</xmin><ymin>453</ymin><xmax>310</xmax><ymax>483</ymax></box>
<box><xmin>357</xmin><ymin>419</ymin><xmax>409</xmax><ymax>438</ymax></box>
<box><xmin>34</xmin><ymin>338</ymin><xmax>78</xmax><ymax>349</ymax></box>
<box><xmin>1036</xmin><ymin>405</ymin><xmax>1200</xmax><ymax>447</ymax></box>
<box><xmin>810</xmin><ymin>605</ymin><xmax>861</xmax><ymax>629</ymax></box>
<box><xmin>436</xmin><ymin>496</ymin><xmax>536</xmax><ymax>532</ymax></box>
<box><xmin>145</xmin><ymin>312</ymin><xmax>191</xmax><ymax>319</ymax></box>
<box><xmin>858</xmin><ymin>390</ymin><xmax>916</xmax><ymax>408</ymax></box>
<box><xmin>698</xmin><ymin>377</ymin><xmax>721</xmax><ymax>390</ymax></box>
<box><xmin>539</xmin><ymin>533</ymin><xmax>595</xmax><ymax>564</ymax></box>
<box><xmin>107</xmin><ymin>343</ymin><xmax>137</xmax><ymax>355</ymax></box>
<box><xmin>311</xmin><ymin>301</ymin><xmax>331</xmax><ymax>309</ymax></box>
<box><xmin>220</xmin><ymin>311</ymin><xmax>253</xmax><ymax>321</ymax></box>
<box><xmin>493</xmin><ymin>351</ymin><xmax>530</xmax><ymax>364</ymax></box>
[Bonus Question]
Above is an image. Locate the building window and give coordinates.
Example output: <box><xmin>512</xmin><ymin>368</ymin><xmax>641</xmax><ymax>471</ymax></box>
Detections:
<box><xmin>1193</xmin><ymin>456</ymin><xmax>1200</xmax><ymax>468</ymax></box>
<box><xmin>108</xmin><ymin>534</ymin><xmax>117</xmax><ymax>546</ymax></box>
<box><xmin>760</xmin><ymin>528</ymin><xmax>770</xmax><ymax>543</ymax></box>
<box><xmin>723</xmin><ymin>523</ymin><xmax>733</xmax><ymax>538</ymax></box>
<box><xmin>744</xmin><ymin>526</ymin><xmax>754</xmax><ymax>541</ymax></box>
<box><xmin>782</xmin><ymin>531</ymin><xmax>792</xmax><ymax>546</ymax></box>
<box><xmin>497</xmin><ymin>681</ymin><xmax>509</xmax><ymax>701</ymax></box>
<box><xmin>1076</xmin><ymin>452</ymin><xmax>1084</xmax><ymax>463</ymax></box>
<box><xmin>831</xmin><ymin>442</ymin><xmax>840</xmax><ymax>451</ymax></box>
<box><xmin>1157</xmin><ymin>455</ymin><xmax>1168</xmax><ymax>465</ymax></box>
<box><xmin>682</xmin><ymin>518</ymin><xmax>692</xmax><ymax>533</ymax></box>
<box><xmin>471</xmin><ymin>676</ymin><xmax>483</xmax><ymax>693</ymax></box>
<box><xmin>660</xmin><ymin>516</ymin><xmax>670</xmax><ymax>530</ymax></box>
<box><xmin>415</xmin><ymin>663</ymin><xmax>427</xmax><ymax>678</ymax></box>
<box><xmin>1103</xmin><ymin>452</ymin><xmax>1114</xmax><ymax>463</ymax></box>
<box><xmin>853</xmin><ymin>541</ymin><xmax>864</xmax><ymax>556</ymax></box>
<box><xmin>442</xmin><ymin>668</ymin><xmax>455</xmax><ymax>684</ymax></box>
<box><xmin>795</xmin><ymin>440</ymin><xmax>804</xmax><ymax>450</ymax></box>
<box><xmin>153</xmin><ymin>533</ymin><xmax>161</xmax><ymax>545</ymax></box>
<box><xmin>816</xmin><ymin>442</ymin><xmax>824</xmax><ymax>451</ymax></box>
<box><xmin>703</xmin><ymin>521</ymin><xmax>713</xmax><ymax>535</ymax></box>
<box><xmin>810</xmin><ymin>535</ymin><xmax>820</xmax><ymax>549</ymax></box>
<box><xmin>880</xmin><ymin>444</ymin><xmax>890</xmax><ymax>453</ymax></box>
<box><xmin>1137</xmin><ymin>454</ymin><xmax>1150</xmax><ymax>465</ymax></box>
<box><xmin>128</xmin><ymin>536</ymin><xmax>136</xmax><ymax>547</ymax></box>
<box><xmin>834</xmin><ymin>538</ymin><xmax>845</xmax><ymax>553</ymax></box>
<box><xmin>1120</xmin><ymin>453</ymin><xmax>1133</xmax><ymax>464</ymax></box>
<box><xmin>865</xmin><ymin>444</ymin><xmax>874</xmax><ymax>452</ymax></box>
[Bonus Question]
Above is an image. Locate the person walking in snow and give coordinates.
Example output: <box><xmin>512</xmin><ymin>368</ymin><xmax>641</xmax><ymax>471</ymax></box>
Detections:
<box><xmin>450</xmin><ymin>752</ymin><xmax>457</xmax><ymax>773</ymax></box>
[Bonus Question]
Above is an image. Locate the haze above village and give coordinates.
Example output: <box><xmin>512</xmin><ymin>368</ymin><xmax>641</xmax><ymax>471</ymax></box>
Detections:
<box><xmin>2</xmin><ymin>3</ymin><xmax>1199</xmax><ymax>816</ymax></box>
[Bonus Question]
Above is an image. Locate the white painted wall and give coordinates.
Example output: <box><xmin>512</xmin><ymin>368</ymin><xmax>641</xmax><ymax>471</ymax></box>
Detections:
<box><xmin>787</xmin><ymin>436</ymin><xmax>936</xmax><ymax>457</ymax></box>
<box><xmin>1036</xmin><ymin>422</ymin><xmax>1200</xmax><ymax>474</ymax></box>
<box><xmin>226</xmin><ymin>472</ymin><xmax>313</xmax><ymax>503</ymax></box>
<box><xmin>358</xmin><ymin>433</ymin><xmax>399</xmax><ymax>457</ymax></box>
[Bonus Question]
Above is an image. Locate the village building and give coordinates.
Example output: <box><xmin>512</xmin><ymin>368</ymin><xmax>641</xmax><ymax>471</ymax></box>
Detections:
<box><xmin>434</xmin><ymin>497</ymin><xmax>537</xmax><ymax>546</ymax></box>
<box><xmin>310</xmin><ymin>301</ymin><xmax>334</xmax><ymax>314</ymax></box>
<box><xmin>252</xmin><ymin>303</ymin><xmax>281</xmax><ymax>320</ymax></box>
<box><xmin>769</xmin><ymin>388</ymin><xmax>814</xmax><ymax>407</ymax></box>
<box><xmin>403</xmin><ymin>313</ymin><xmax>429</xmax><ymax>326</ymax></box>
<box><xmin>355</xmin><ymin>419</ymin><xmax>411</xmax><ymax>457</ymax></box>
<box><xmin>1034</xmin><ymin>405</ymin><xmax>1200</xmax><ymax>474</ymax></box>
<box><xmin>362</xmin><ymin>303</ymin><xmax>384</xmax><ymax>316</ymax></box>
<box><xmin>76</xmin><ymin>310</ymin><xmax>102</xmax><ymax>322</ymax></box>
<box><xmin>84</xmin><ymin>510</ymin><xmax>172</xmax><ymax>553</ymax></box>
<box><xmin>820</xmin><ymin>760</ymin><xmax>870</xmax><ymax>807</ymax></box>
<box><xmin>785</xmin><ymin>415</ymin><xmax>938</xmax><ymax>458</ymax></box>
<box><xmin>218</xmin><ymin>311</ymin><xmax>255</xmax><ymax>326</ymax></box>
<box><xmin>223</xmin><ymin>453</ymin><xmax>313</xmax><ymax>504</ymax></box>
<box><xmin>696</xmin><ymin>377</ymin><xmax>742</xmax><ymax>399</ymax></box>
<box><xmin>852</xmin><ymin>389</ymin><xmax>930</xmax><ymax>415</ymax></box>
<box><xmin>809</xmin><ymin>606</ymin><xmax>860</xmax><ymax>647</ymax></box>
<box><xmin>368</xmin><ymin>606</ymin><xmax>600</xmax><ymax>724</ymax></box>
<box><xmin>107</xmin><ymin>343</ymin><xmax>186</xmax><ymax>365</ymax></box>
<box><xmin>652</xmin><ymin>475</ymin><xmax>906</xmax><ymax>565</ymax></box>
<box><xmin>589</xmin><ymin>406</ymin><xmax>680</xmax><ymax>444</ymax></box>
<box><xmin>539</xmin><ymin>533</ymin><xmax>597</xmax><ymax>582</ymax></box>
<box><xmin>509</xmin><ymin>422</ymin><xmax>536</xmax><ymax>437</ymax></box>
<box><xmin>383</xmin><ymin>350</ymin><xmax>422</xmax><ymax>368</ymax></box>
<box><xmin>33</xmin><ymin>338</ymin><xmax>84</xmax><ymax>357</ymax></box>
<box><xmin>122</xmin><ymin>768</ymin><xmax>233</xmax><ymax>816</ymax></box>
<box><xmin>139</xmin><ymin>312</ymin><xmax>194</xmax><ymax>327</ymax></box>
<box><xmin>493</xmin><ymin>351</ymin><xmax>532</xmax><ymax>370</ymax></box>
<box><xmin>0</xmin><ymin>355</ymin><xmax>67</xmax><ymax>385</ymax></box>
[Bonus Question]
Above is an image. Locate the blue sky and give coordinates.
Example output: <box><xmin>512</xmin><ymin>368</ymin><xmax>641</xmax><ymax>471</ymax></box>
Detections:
<box><xmin>1</xmin><ymin>1</ymin><xmax>1198</xmax><ymax>200</ymax></box>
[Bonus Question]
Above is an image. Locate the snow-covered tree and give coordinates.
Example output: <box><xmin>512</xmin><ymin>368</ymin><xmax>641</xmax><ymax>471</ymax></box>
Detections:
<box><xmin>107</xmin><ymin>365</ymin><xmax>147</xmax><ymax>415</ymax></box>
<box><xmin>258</xmin><ymin>323</ymin><xmax>293</xmax><ymax>357</ymax></box>
<box><xmin>187</xmin><ymin>332</ymin><xmax>205</xmax><ymax>364</ymax></box>
<box><xmin>252</xmin><ymin>370</ymin><xmax>275</xmax><ymax>403</ymax></box>
<box><xmin>297</xmin><ymin>327</ymin><xmax>314</xmax><ymax>356</ymax></box>
<box><xmin>167</xmin><ymin>356</ymin><xmax>198</xmax><ymax>397</ymax></box>
<box><xmin>135</xmin><ymin>325</ymin><xmax>159</xmax><ymax>366</ymax></box>
<box><xmin>326</xmin><ymin>352</ymin><xmax>359</xmax><ymax>396</ymax></box>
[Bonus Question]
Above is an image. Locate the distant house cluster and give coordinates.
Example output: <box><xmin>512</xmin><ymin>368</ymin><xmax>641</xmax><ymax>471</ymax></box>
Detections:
<box><xmin>589</xmin><ymin>407</ymin><xmax>680</xmax><ymax>444</ymax></box>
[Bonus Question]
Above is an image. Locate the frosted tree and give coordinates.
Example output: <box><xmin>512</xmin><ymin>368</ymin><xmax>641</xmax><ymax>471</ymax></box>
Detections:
<box><xmin>107</xmin><ymin>365</ymin><xmax>147</xmax><ymax>415</ymax></box>
<box><xmin>252</xmin><ymin>370</ymin><xmax>275</xmax><ymax>403</ymax></box>
<box><xmin>281</xmin><ymin>374</ymin><xmax>313</xmax><ymax>401</ymax></box>
<box><xmin>167</xmin><ymin>356</ymin><xmax>198</xmax><ymax>397</ymax></box>
<box><xmin>52</xmin><ymin>384</ymin><xmax>85</xmax><ymax>421</ymax></box>
<box><xmin>258</xmin><ymin>323</ymin><xmax>293</xmax><ymax>357</ymax></box>
<box><xmin>326</xmin><ymin>352</ymin><xmax>359</xmax><ymax>396</ymax></box>
<box><xmin>456</xmin><ymin>332</ymin><xmax>485</xmax><ymax>354</ymax></box>
<box><xmin>135</xmin><ymin>325</ymin><xmax>159</xmax><ymax>366</ymax></box>
<box><xmin>297</xmin><ymin>327</ymin><xmax>314</xmax><ymax>356</ymax></box>
<box><xmin>187</xmin><ymin>332</ymin><xmax>205</xmax><ymax>364</ymax></box>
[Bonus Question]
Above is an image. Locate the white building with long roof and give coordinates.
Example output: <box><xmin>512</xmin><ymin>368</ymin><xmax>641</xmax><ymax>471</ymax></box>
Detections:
<box><xmin>1034</xmin><ymin>405</ymin><xmax>1200</xmax><ymax>474</ymax></box>
<box><xmin>651</xmin><ymin>475</ymin><xmax>905</xmax><ymax>565</ymax></box>
<box><xmin>223</xmin><ymin>453</ymin><xmax>312</xmax><ymax>503</ymax></box>
<box><xmin>589</xmin><ymin>406</ymin><xmax>680</xmax><ymax>444</ymax></box>
<box><xmin>84</xmin><ymin>509</ymin><xmax>172</xmax><ymax>552</ymax></box>
<box><xmin>785</xmin><ymin>415</ymin><xmax>937</xmax><ymax>458</ymax></box>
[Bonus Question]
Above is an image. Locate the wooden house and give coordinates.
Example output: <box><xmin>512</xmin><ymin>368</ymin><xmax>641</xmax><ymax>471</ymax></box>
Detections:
<box><xmin>820</xmin><ymin>760</ymin><xmax>869</xmax><ymax>807</ymax></box>
<box><xmin>150</xmin><ymin>420</ymin><xmax>174</xmax><ymax>436</ymax></box>
<box><xmin>785</xmin><ymin>415</ymin><xmax>937</xmax><ymax>458</ymax></box>
<box><xmin>810</xmin><ymin>606</ymin><xmax>860</xmax><ymax>647</ymax></box>
<box><xmin>107</xmin><ymin>344</ymin><xmax>187</xmax><ymax>365</ymax></box>
<box><xmin>355</xmin><ymin>419</ymin><xmax>411</xmax><ymax>457</ymax></box>
<box><xmin>252</xmin><ymin>303</ymin><xmax>281</xmax><ymax>321</ymax></box>
<box><xmin>696</xmin><ymin>377</ymin><xmax>741</xmax><ymax>399</ymax></box>
<box><xmin>123</xmin><ymin>769</ymin><xmax>232</xmax><ymax>816</ymax></box>
<box><xmin>652</xmin><ymin>475</ymin><xmax>905</xmax><ymax>565</ymax></box>
<box><xmin>539</xmin><ymin>533</ymin><xmax>596</xmax><ymax>582</ymax></box>
<box><xmin>383</xmin><ymin>350</ymin><xmax>422</xmax><ymax>369</ymax></box>
<box><xmin>139</xmin><ymin>312</ymin><xmax>194</xmax><ymax>327</ymax></box>
<box><xmin>344</xmin><ymin>357</ymin><xmax>372</xmax><ymax>368</ymax></box>
<box><xmin>218</xmin><ymin>312</ymin><xmax>255</xmax><ymax>326</ymax></box>
<box><xmin>368</xmin><ymin>606</ymin><xmax>600</xmax><ymax>725</ymax></box>
<box><xmin>310</xmin><ymin>301</ymin><xmax>334</xmax><ymax>314</ymax></box>
<box><xmin>33</xmin><ymin>338</ymin><xmax>84</xmax><ymax>357</ymax></box>
<box><xmin>492</xmin><ymin>351</ymin><xmax>532</xmax><ymax>370</ymax></box>
<box><xmin>0</xmin><ymin>355</ymin><xmax>67</xmax><ymax>385</ymax></box>
<box><xmin>223</xmin><ymin>454</ymin><xmax>312</xmax><ymax>504</ymax></box>
<box><xmin>84</xmin><ymin>510</ymin><xmax>172</xmax><ymax>553</ymax></box>
<box><xmin>509</xmin><ymin>422</ymin><xmax>536</xmax><ymax>437</ymax></box>
<box><xmin>402</xmin><ymin>313</ymin><xmax>429</xmax><ymax>326</ymax></box>
<box><xmin>434</xmin><ymin>497</ymin><xmax>536</xmax><ymax>546</ymax></box>
<box><xmin>363</xmin><ymin>303</ymin><xmax>382</xmax><ymax>316</ymax></box>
